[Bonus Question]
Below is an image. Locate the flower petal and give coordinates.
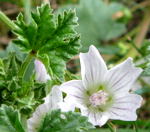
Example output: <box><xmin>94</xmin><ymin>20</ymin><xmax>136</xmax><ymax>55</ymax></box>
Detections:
<box><xmin>44</xmin><ymin>85</ymin><xmax>63</xmax><ymax>110</ymax></box>
<box><xmin>79</xmin><ymin>45</ymin><xmax>107</xmax><ymax>88</ymax></box>
<box><xmin>27</xmin><ymin>86</ymin><xmax>62</xmax><ymax>132</ymax></box>
<box><xmin>58</xmin><ymin>101</ymin><xmax>75</xmax><ymax>112</ymax></box>
<box><xmin>27</xmin><ymin>103</ymin><xmax>48</xmax><ymax>132</ymax></box>
<box><xmin>109</xmin><ymin>93</ymin><xmax>143</xmax><ymax>121</ymax></box>
<box><xmin>60</xmin><ymin>80</ymin><xmax>84</xmax><ymax>94</ymax></box>
<box><xmin>106</xmin><ymin>58</ymin><xmax>142</xmax><ymax>96</ymax></box>
<box><xmin>34</xmin><ymin>59</ymin><xmax>51</xmax><ymax>83</ymax></box>
<box><xmin>60</xmin><ymin>80</ymin><xmax>86</xmax><ymax>109</ymax></box>
<box><xmin>81</xmin><ymin>109</ymin><xmax>110</xmax><ymax>126</ymax></box>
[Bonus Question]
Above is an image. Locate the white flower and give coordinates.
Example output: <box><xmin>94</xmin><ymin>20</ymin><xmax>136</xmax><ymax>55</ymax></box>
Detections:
<box><xmin>60</xmin><ymin>45</ymin><xmax>143</xmax><ymax>126</ymax></box>
<box><xmin>27</xmin><ymin>86</ymin><xmax>62</xmax><ymax>132</ymax></box>
<box><xmin>27</xmin><ymin>85</ymin><xmax>74</xmax><ymax>132</ymax></box>
<box><xmin>34</xmin><ymin>59</ymin><xmax>51</xmax><ymax>83</ymax></box>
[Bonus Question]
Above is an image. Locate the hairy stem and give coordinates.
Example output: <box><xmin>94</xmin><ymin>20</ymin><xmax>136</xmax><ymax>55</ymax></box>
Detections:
<box><xmin>0</xmin><ymin>10</ymin><xmax>17</xmax><ymax>30</ymax></box>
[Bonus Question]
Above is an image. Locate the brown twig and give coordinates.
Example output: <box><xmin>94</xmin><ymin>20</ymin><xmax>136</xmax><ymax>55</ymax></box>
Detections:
<box><xmin>117</xmin><ymin>7</ymin><xmax>150</xmax><ymax>63</ymax></box>
<box><xmin>131</xmin><ymin>1</ymin><xmax>150</xmax><ymax>12</ymax></box>
<box><xmin>134</xmin><ymin>8</ymin><xmax>150</xmax><ymax>47</ymax></box>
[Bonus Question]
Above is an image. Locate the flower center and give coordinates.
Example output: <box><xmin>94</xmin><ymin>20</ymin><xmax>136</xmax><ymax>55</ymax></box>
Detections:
<box><xmin>89</xmin><ymin>90</ymin><xmax>108</xmax><ymax>107</ymax></box>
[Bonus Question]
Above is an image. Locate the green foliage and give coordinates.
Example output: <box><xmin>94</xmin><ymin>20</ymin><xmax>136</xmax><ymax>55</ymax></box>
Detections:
<box><xmin>59</xmin><ymin>0</ymin><xmax>126</xmax><ymax>51</ymax></box>
<box><xmin>88</xmin><ymin>129</ymin><xmax>149</xmax><ymax>132</ymax></box>
<box><xmin>0</xmin><ymin>105</ymin><xmax>25</xmax><ymax>132</ymax></box>
<box><xmin>0</xmin><ymin>54</ymin><xmax>47</xmax><ymax>116</ymax></box>
<box><xmin>142</xmin><ymin>62</ymin><xmax>150</xmax><ymax>76</ymax></box>
<box><xmin>13</xmin><ymin>4</ymin><xmax>54</xmax><ymax>52</ymax></box>
<box><xmin>135</xmin><ymin>41</ymin><xmax>150</xmax><ymax>76</ymax></box>
<box><xmin>140</xmin><ymin>41</ymin><xmax>150</xmax><ymax>57</ymax></box>
<box><xmin>0</xmin><ymin>42</ymin><xmax>26</xmax><ymax>62</ymax></box>
<box><xmin>37</xmin><ymin>109</ymin><xmax>94</xmax><ymax>132</ymax></box>
<box><xmin>0</xmin><ymin>59</ymin><xmax>5</xmax><ymax>80</ymax></box>
<box><xmin>0</xmin><ymin>1</ymin><xmax>149</xmax><ymax>132</ymax></box>
<box><xmin>13</xmin><ymin>4</ymin><xmax>80</xmax><ymax>80</ymax></box>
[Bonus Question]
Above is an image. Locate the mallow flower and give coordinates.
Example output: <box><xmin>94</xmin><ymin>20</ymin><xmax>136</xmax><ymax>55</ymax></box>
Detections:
<box><xmin>34</xmin><ymin>59</ymin><xmax>51</xmax><ymax>82</ymax></box>
<box><xmin>27</xmin><ymin>86</ymin><xmax>74</xmax><ymax>132</ymax></box>
<box><xmin>60</xmin><ymin>45</ymin><xmax>143</xmax><ymax>126</ymax></box>
<box><xmin>27</xmin><ymin>86</ymin><xmax>62</xmax><ymax>132</ymax></box>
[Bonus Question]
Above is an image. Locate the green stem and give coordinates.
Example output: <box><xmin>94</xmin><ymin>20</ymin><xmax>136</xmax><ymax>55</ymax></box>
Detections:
<box><xmin>107</xmin><ymin>122</ymin><xmax>116</xmax><ymax>132</ymax></box>
<box><xmin>23</xmin><ymin>0</ymin><xmax>31</xmax><ymax>24</ymax></box>
<box><xmin>0</xmin><ymin>10</ymin><xmax>17</xmax><ymax>30</ymax></box>
<box><xmin>18</xmin><ymin>53</ymin><xmax>33</xmax><ymax>77</ymax></box>
<box><xmin>130</xmin><ymin>42</ymin><xmax>143</xmax><ymax>56</ymax></box>
<box><xmin>134</xmin><ymin>122</ymin><xmax>139</xmax><ymax>132</ymax></box>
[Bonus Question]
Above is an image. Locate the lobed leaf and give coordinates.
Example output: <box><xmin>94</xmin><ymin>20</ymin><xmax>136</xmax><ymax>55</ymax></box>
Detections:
<box><xmin>0</xmin><ymin>105</ymin><xmax>25</xmax><ymax>132</ymax></box>
<box><xmin>13</xmin><ymin>4</ymin><xmax>80</xmax><ymax>81</ymax></box>
<box><xmin>37</xmin><ymin>109</ymin><xmax>94</xmax><ymax>132</ymax></box>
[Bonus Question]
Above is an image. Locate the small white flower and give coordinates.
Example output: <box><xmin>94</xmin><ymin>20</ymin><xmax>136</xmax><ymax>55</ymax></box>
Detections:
<box><xmin>27</xmin><ymin>86</ymin><xmax>62</xmax><ymax>132</ymax></box>
<box><xmin>27</xmin><ymin>85</ymin><xmax>74</xmax><ymax>132</ymax></box>
<box><xmin>60</xmin><ymin>45</ymin><xmax>143</xmax><ymax>126</ymax></box>
<box><xmin>34</xmin><ymin>59</ymin><xmax>51</xmax><ymax>83</ymax></box>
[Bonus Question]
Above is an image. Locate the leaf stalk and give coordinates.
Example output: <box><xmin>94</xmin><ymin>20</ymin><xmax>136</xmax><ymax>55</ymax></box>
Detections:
<box><xmin>0</xmin><ymin>10</ymin><xmax>17</xmax><ymax>30</ymax></box>
<box><xmin>18</xmin><ymin>53</ymin><xmax>33</xmax><ymax>78</ymax></box>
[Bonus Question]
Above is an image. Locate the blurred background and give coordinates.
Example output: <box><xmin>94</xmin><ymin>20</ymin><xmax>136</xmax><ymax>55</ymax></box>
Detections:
<box><xmin>0</xmin><ymin>0</ymin><xmax>150</xmax><ymax>130</ymax></box>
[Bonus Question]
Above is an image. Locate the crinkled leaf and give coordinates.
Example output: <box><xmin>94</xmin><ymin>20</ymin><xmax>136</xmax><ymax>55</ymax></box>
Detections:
<box><xmin>0</xmin><ymin>105</ymin><xmax>25</xmax><ymax>132</ymax></box>
<box><xmin>38</xmin><ymin>109</ymin><xmax>94</xmax><ymax>132</ymax></box>
<box><xmin>0</xmin><ymin>54</ymin><xmax>47</xmax><ymax>116</ymax></box>
<box><xmin>13</xmin><ymin>4</ymin><xmax>80</xmax><ymax>81</ymax></box>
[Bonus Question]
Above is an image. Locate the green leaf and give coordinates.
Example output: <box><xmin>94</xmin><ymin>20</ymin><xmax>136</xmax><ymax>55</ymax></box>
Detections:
<box><xmin>0</xmin><ymin>58</ymin><xmax>5</xmax><ymax>78</ymax></box>
<box><xmin>0</xmin><ymin>105</ymin><xmax>25</xmax><ymax>132</ymax></box>
<box><xmin>140</xmin><ymin>40</ymin><xmax>150</xmax><ymax>57</ymax></box>
<box><xmin>142</xmin><ymin>62</ymin><xmax>150</xmax><ymax>76</ymax></box>
<box><xmin>47</xmin><ymin>36</ymin><xmax>80</xmax><ymax>81</ymax></box>
<box><xmin>13</xmin><ymin>4</ymin><xmax>80</xmax><ymax>81</ymax></box>
<box><xmin>0</xmin><ymin>42</ymin><xmax>26</xmax><ymax>62</ymax></box>
<box><xmin>13</xmin><ymin>4</ymin><xmax>55</xmax><ymax>52</ymax></box>
<box><xmin>13</xmin><ymin>4</ymin><xmax>80</xmax><ymax>55</ymax></box>
<box><xmin>38</xmin><ymin>109</ymin><xmax>94</xmax><ymax>132</ymax></box>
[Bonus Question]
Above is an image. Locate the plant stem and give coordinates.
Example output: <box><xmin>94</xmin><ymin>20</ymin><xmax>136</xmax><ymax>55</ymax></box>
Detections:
<box><xmin>107</xmin><ymin>122</ymin><xmax>116</xmax><ymax>132</ymax></box>
<box><xmin>117</xmin><ymin>7</ymin><xmax>150</xmax><ymax>63</ymax></box>
<box><xmin>134</xmin><ymin>122</ymin><xmax>139</xmax><ymax>132</ymax></box>
<box><xmin>0</xmin><ymin>10</ymin><xmax>17</xmax><ymax>30</ymax></box>
<box><xmin>18</xmin><ymin>53</ymin><xmax>33</xmax><ymax>78</ymax></box>
<box><xmin>130</xmin><ymin>42</ymin><xmax>143</xmax><ymax>56</ymax></box>
<box><xmin>23</xmin><ymin>0</ymin><xmax>31</xmax><ymax>24</ymax></box>
<box><xmin>134</xmin><ymin>8</ymin><xmax>150</xmax><ymax>48</ymax></box>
